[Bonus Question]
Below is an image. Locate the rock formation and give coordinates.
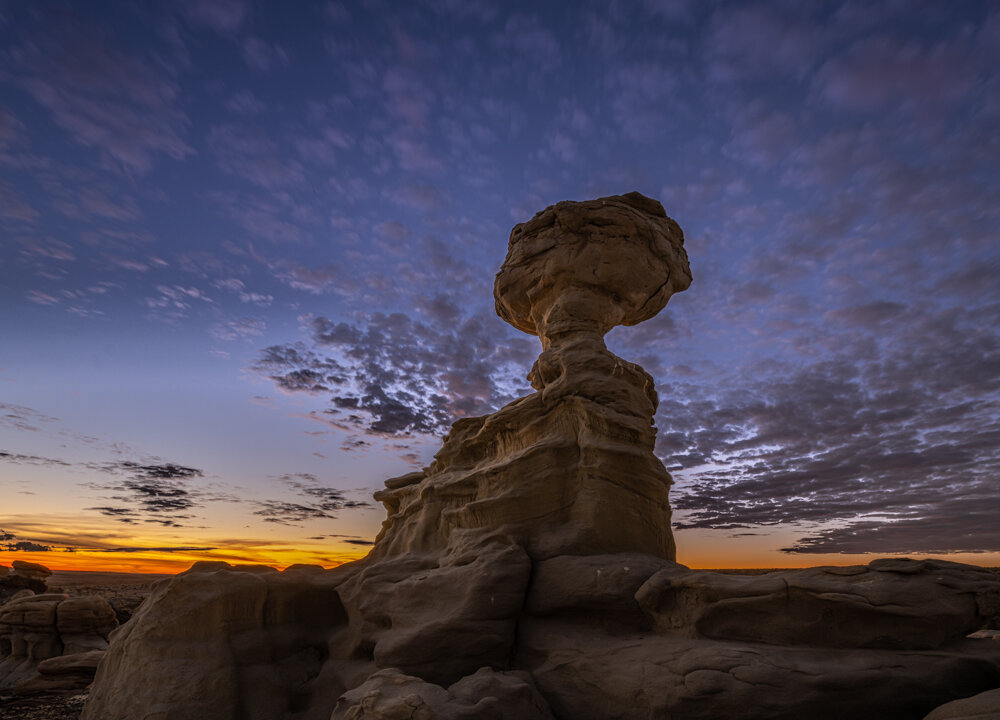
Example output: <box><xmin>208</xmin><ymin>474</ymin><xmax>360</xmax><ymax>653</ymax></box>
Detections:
<box><xmin>371</xmin><ymin>191</ymin><xmax>690</xmax><ymax>563</ymax></box>
<box><xmin>923</xmin><ymin>688</ymin><xmax>1000</xmax><ymax>719</ymax></box>
<box><xmin>0</xmin><ymin>588</ymin><xmax>118</xmax><ymax>693</ymax></box>
<box><xmin>82</xmin><ymin>192</ymin><xmax>1000</xmax><ymax>720</ymax></box>
<box><xmin>0</xmin><ymin>561</ymin><xmax>51</xmax><ymax>604</ymax></box>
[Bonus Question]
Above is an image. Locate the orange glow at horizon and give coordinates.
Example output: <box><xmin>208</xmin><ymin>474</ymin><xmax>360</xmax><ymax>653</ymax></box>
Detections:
<box><xmin>0</xmin><ymin>543</ymin><xmax>373</xmax><ymax>575</ymax></box>
<box><xmin>5</xmin><ymin>546</ymin><xmax>999</xmax><ymax>577</ymax></box>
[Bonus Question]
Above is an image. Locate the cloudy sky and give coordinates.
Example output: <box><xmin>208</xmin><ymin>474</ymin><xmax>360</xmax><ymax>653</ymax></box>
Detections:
<box><xmin>1</xmin><ymin>0</ymin><xmax>998</xmax><ymax>573</ymax></box>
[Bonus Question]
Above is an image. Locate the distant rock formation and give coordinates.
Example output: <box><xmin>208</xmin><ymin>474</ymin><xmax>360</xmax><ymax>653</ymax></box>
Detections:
<box><xmin>0</xmin><ymin>560</ymin><xmax>52</xmax><ymax>604</ymax></box>
<box><xmin>0</xmin><ymin>564</ymin><xmax>118</xmax><ymax>694</ymax></box>
<box><xmin>82</xmin><ymin>193</ymin><xmax>1000</xmax><ymax>720</ymax></box>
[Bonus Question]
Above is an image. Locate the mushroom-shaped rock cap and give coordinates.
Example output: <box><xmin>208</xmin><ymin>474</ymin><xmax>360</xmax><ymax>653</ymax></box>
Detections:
<box><xmin>494</xmin><ymin>191</ymin><xmax>691</xmax><ymax>339</ymax></box>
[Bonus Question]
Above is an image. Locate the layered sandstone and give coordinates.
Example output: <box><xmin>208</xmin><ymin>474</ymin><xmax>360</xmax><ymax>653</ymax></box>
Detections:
<box><xmin>371</xmin><ymin>192</ymin><xmax>691</xmax><ymax>562</ymax></box>
<box><xmin>82</xmin><ymin>193</ymin><xmax>1000</xmax><ymax>720</ymax></box>
<box><xmin>0</xmin><ymin>588</ymin><xmax>117</xmax><ymax>693</ymax></box>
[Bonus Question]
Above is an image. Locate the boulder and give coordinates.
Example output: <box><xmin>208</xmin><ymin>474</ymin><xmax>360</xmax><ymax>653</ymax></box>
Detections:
<box><xmin>331</xmin><ymin>668</ymin><xmax>554</xmax><ymax>720</ymax></box>
<box><xmin>337</xmin><ymin>539</ymin><xmax>531</xmax><ymax>686</ymax></box>
<box><xmin>0</xmin><ymin>591</ymin><xmax>117</xmax><ymax>691</ymax></box>
<box><xmin>13</xmin><ymin>649</ymin><xmax>105</xmax><ymax>695</ymax></box>
<box><xmin>635</xmin><ymin>558</ymin><xmax>1000</xmax><ymax>649</ymax></box>
<box><xmin>924</xmin><ymin>688</ymin><xmax>1000</xmax><ymax>719</ymax></box>
<box><xmin>11</xmin><ymin>561</ymin><xmax>52</xmax><ymax>583</ymax></box>
<box><xmin>82</xmin><ymin>562</ymin><xmax>353</xmax><ymax>720</ymax></box>
<box><xmin>521</xmin><ymin>623</ymin><xmax>1000</xmax><ymax>720</ymax></box>
<box><xmin>0</xmin><ymin>561</ymin><xmax>50</xmax><ymax>604</ymax></box>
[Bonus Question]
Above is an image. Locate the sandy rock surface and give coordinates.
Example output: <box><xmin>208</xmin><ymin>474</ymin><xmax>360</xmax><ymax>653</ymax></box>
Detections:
<box><xmin>924</xmin><ymin>688</ymin><xmax>1000</xmax><ymax>719</ymax></box>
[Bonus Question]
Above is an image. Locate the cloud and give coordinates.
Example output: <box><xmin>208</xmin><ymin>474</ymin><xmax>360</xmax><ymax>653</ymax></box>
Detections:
<box><xmin>255</xmin><ymin>309</ymin><xmax>535</xmax><ymax>436</ymax></box>
<box><xmin>242</xmin><ymin>36</ymin><xmax>290</xmax><ymax>72</ymax></box>
<box><xmin>0</xmin><ymin>529</ymin><xmax>51</xmax><ymax>552</ymax></box>
<box><xmin>493</xmin><ymin>14</ymin><xmax>562</xmax><ymax>76</ymax></box>
<box><xmin>3</xmin><ymin>541</ymin><xmax>51</xmax><ymax>552</ymax></box>
<box><xmin>253</xmin><ymin>473</ymin><xmax>371</xmax><ymax>525</ymax></box>
<box><xmin>87</xmin><ymin>506</ymin><xmax>141</xmax><ymax>524</ymax></box>
<box><xmin>225</xmin><ymin>90</ymin><xmax>266</xmax><ymax>115</ymax></box>
<box><xmin>0</xmin><ymin>181</ymin><xmax>39</xmax><ymax>223</ymax></box>
<box><xmin>93</xmin><ymin>545</ymin><xmax>216</xmax><ymax>553</ymax></box>
<box><xmin>210</xmin><ymin>317</ymin><xmax>266</xmax><ymax>342</ymax></box>
<box><xmin>662</xmin><ymin>300</ymin><xmax>1000</xmax><ymax>555</ymax></box>
<box><xmin>706</xmin><ymin>4</ymin><xmax>828</xmax><ymax>83</ymax></box>
<box><xmin>207</xmin><ymin>124</ymin><xmax>305</xmax><ymax>189</ymax></box>
<box><xmin>814</xmin><ymin>34</ymin><xmax>975</xmax><ymax>113</ymax></box>
<box><xmin>0</xmin><ymin>450</ymin><xmax>71</xmax><ymax>467</ymax></box>
<box><xmin>84</xmin><ymin>461</ymin><xmax>206</xmax><ymax>522</ymax></box>
<box><xmin>7</xmin><ymin>7</ymin><xmax>194</xmax><ymax>174</ymax></box>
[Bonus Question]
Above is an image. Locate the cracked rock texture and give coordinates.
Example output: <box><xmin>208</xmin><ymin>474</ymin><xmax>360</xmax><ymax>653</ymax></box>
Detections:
<box><xmin>81</xmin><ymin>193</ymin><xmax>1000</xmax><ymax>719</ymax></box>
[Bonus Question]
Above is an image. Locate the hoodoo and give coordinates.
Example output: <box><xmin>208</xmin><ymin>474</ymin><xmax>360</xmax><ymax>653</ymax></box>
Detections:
<box><xmin>370</xmin><ymin>191</ymin><xmax>691</xmax><ymax>563</ymax></box>
<box><xmin>79</xmin><ymin>193</ymin><xmax>1000</xmax><ymax>720</ymax></box>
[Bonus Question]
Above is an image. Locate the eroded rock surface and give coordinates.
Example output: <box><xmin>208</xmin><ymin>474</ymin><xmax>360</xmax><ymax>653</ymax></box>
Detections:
<box><xmin>81</xmin><ymin>193</ymin><xmax>1000</xmax><ymax>720</ymax></box>
<box><xmin>372</xmin><ymin>192</ymin><xmax>691</xmax><ymax>563</ymax></box>
<box><xmin>636</xmin><ymin>558</ymin><xmax>1000</xmax><ymax>649</ymax></box>
<box><xmin>84</xmin><ymin>562</ymin><xmax>351</xmax><ymax>719</ymax></box>
<box><xmin>0</xmin><ymin>591</ymin><xmax>117</xmax><ymax>693</ymax></box>
<box><xmin>924</xmin><ymin>688</ymin><xmax>1000</xmax><ymax>719</ymax></box>
<box><xmin>331</xmin><ymin>668</ymin><xmax>554</xmax><ymax>720</ymax></box>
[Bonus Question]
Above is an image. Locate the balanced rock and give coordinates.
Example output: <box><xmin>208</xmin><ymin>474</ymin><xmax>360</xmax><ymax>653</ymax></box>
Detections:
<box><xmin>11</xmin><ymin>560</ymin><xmax>52</xmax><ymax>584</ymax></box>
<box><xmin>372</xmin><ymin>192</ymin><xmax>691</xmax><ymax>562</ymax></box>
<box><xmin>81</xmin><ymin>193</ymin><xmax>1000</xmax><ymax>720</ymax></box>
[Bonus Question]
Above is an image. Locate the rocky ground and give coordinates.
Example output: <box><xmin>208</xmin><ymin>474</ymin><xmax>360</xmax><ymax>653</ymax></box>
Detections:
<box><xmin>0</xmin><ymin>692</ymin><xmax>87</xmax><ymax>720</ymax></box>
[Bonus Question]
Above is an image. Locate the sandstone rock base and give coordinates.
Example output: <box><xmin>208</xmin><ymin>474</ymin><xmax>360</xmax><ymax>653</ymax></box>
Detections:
<box><xmin>80</xmin><ymin>556</ymin><xmax>1000</xmax><ymax>720</ymax></box>
<box><xmin>0</xmin><ymin>591</ymin><xmax>117</xmax><ymax>693</ymax></box>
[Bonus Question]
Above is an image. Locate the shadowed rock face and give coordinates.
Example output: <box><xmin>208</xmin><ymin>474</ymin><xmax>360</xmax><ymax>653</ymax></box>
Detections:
<box><xmin>0</xmin><ymin>587</ymin><xmax>117</xmax><ymax>693</ymax></box>
<box><xmin>81</xmin><ymin>193</ymin><xmax>1000</xmax><ymax>720</ymax></box>
<box><xmin>0</xmin><ymin>561</ymin><xmax>52</xmax><ymax>604</ymax></box>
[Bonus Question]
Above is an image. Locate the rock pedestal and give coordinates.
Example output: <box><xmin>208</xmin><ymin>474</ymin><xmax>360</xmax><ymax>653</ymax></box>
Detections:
<box><xmin>371</xmin><ymin>192</ymin><xmax>691</xmax><ymax>562</ymax></box>
<box><xmin>81</xmin><ymin>193</ymin><xmax>1000</xmax><ymax>720</ymax></box>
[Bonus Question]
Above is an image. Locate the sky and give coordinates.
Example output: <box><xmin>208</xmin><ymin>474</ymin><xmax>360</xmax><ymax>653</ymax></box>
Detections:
<box><xmin>1</xmin><ymin>0</ymin><xmax>998</xmax><ymax>574</ymax></box>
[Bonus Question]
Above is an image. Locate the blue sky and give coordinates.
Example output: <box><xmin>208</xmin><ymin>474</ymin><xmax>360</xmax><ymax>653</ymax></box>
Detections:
<box><xmin>1</xmin><ymin>0</ymin><xmax>998</xmax><ymax>571</ymax></box>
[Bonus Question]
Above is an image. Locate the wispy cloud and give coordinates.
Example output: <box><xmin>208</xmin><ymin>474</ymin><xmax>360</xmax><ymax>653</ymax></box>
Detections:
<box><xmin>252</xmin><ymin>473</ymin><xmax>371</xmax><ymax>525</ymax></box>
<box><xmin>7</xmin><ymin>7</ymin><xmax>194</xmax><ymax>174</ymax></box>
<box><xmin>255</xmin><ymin>310</ymin><xmax>534</xmax><ymax>436</ymax></box>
